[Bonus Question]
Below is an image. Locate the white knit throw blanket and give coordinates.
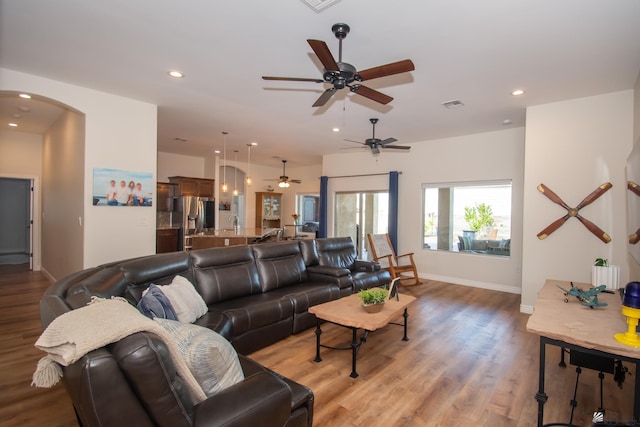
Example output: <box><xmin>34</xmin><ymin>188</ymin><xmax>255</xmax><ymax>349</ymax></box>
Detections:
<box><xmin>32</xmin><ymin>296</ymin><xmax>207</xmax><ymax>404</ymax></box>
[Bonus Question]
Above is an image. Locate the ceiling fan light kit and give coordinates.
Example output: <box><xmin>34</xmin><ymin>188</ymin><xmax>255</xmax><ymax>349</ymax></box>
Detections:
<box><xmin>262</xmin><ymin>23</ymin><xmax>415</xmax><ymax>108</ymax></box>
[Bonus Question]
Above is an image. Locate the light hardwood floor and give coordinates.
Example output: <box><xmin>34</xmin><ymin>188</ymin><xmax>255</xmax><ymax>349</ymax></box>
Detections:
<box><xmin>0</xmin><ymin>267</ymin><xmax>634</xmax><ymax>427</ymax></box>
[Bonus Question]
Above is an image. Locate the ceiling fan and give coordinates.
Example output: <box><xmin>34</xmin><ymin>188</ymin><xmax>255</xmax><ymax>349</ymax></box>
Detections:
<box><xmin>345</xmin><ymin>118</ymin><xmax>411</xmax><ymax>154</ymax></box>
<box><xmin>262</xmin><ymin>23</ymin><xmax>415</xmax><ymax>107</ymax></box>
<box><xmin>265</xmin><ymin>160</ymin><xmax>302</xmax><ymax>188</ymax></box>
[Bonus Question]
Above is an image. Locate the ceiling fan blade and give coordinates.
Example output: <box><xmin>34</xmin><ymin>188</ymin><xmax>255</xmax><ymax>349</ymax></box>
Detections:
<box><xmin>379</xmin><ymin>138</ymin><xmax>398</xmax><ymax>146</ymax></box>
<box><xmin>307</xmin><ymin>39</ymin><xmax>339</xmax><ymax>71</ymax></box>
<box><xmin>313</xmin><ymin>88</ymin><xmax>337</xmax><ymax>107</ymax></box>
<box><xmin>537</xmin><ymin>214</ymin><xmax>570</xmax><ymax>240</ymax></box>
<box><xmin>344</xmin><ymin>139</ymin><xmax>366</xmax><ymax>145</ymax></box>
<box><xmin>357</xmin><ymin>59</ymin><xmax>415</xmax><ymax>81</ymax></box>
<box><xmin>575</xmin><ymin>182</ymin><xmax>612</xmax><ymax>210</ymax></box>
<box><xmin>576</xmin><ymin>215</ymin><xmax>612</xmax><ymax>243</ymax></box>
<box><xmin>371</xmin><ymin>147</ymin><xmax>381</xmax><ymax>155</ymax></box>
<box><xmin>290</xmin><ymin>179</ymin><xmax>302</xmax><ymax>184</ymax></box>
<box><xmin>262</xmin><ymin>76</ymin><xmax>324</xmax><ymax>83</ymax></box>
<box><xmin>383</xmin><ymin>145</ymin><xmax>411</xmax><ymax>150</ymax></box>
<box><xmin>537</xmin><ymin>184</ymin><xmax>571</xmax><ymax>210</ymax></box>
<box><xmin>350</xmin><ymin>85</ymin><xmax>393</xmax><ymax>105</ymax></box>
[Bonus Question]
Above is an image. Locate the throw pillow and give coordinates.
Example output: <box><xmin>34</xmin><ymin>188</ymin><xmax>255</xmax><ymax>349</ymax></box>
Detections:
<box><xmin>160</xmin><ymin>275</ymin><xmax>208</xmax><ymax>323</ymax></box>
<box><xmin>137</xmin><ymin>284</ymin><xmax>178</xmax><ymax>320</ymax></box>
<box><xmin>154</xmin><ymin>318</ymin><xmax>244</xmax><ymax>397</ymax></box>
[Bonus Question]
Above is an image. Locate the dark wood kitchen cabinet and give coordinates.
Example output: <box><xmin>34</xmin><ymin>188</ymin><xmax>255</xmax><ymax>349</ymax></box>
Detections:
<box><xmin>156</xmin><ymin>228</ymin><xmax>179</xmax><ymax>253</ymax></box>
<box><xmin>156</xmin><ymin>182</ymin><xmax>177</xmax><ymax>211</ymax></box>
<box><xmin>168</xmin><ymin>176</ymin><xmax>215</xmax><ymax>197</ymax></box>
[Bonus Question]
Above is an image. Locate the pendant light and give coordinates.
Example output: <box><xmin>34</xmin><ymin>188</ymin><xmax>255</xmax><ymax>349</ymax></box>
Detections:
<box><xmin>221</xmin><ymin>132</ymin><xmax>228</xmax><ymax>193</ymax></box>
<box><xmin>246</xmin><ymin>142</ymin><xmax>257</xmax><ymax>186</ymax></box>
<box><xmin>233</xmin><ymin>150</ymin><xmax>239</xmax><ymax>196</ymax></box>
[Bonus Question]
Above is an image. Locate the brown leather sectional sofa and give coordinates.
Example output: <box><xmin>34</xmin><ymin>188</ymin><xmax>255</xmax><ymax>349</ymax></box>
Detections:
<box><xmin>40</xmin><ymin>237</ymin><xmax>391</xmax><ymax>427</ymax></box>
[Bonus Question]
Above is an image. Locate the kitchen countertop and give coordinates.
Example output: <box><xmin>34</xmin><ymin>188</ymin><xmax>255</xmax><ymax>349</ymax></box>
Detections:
<box><xmin>188</xmin><ymin>228</ymin><xmax>278</xmax><ymax>238</ymax></box>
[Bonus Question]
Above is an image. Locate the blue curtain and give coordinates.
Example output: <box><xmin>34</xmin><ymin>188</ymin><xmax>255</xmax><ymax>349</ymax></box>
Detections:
<box><xmin>388</xmin><ymin>171</ymin><xmax>399</xmax><ymax>253</ymax></box>
<box><xmin>318</xmin><ymin>176</ymin><xmax>328</xmax><ymax>238</ymax></box>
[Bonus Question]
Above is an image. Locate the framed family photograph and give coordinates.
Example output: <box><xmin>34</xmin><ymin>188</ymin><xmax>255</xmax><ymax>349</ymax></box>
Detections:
<box><xmin>93</xmin><ymin>168</ymin><xmax>154</xmax><ymax>207</ymax></box>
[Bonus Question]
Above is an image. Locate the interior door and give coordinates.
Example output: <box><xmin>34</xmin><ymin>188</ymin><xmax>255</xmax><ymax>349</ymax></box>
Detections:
<box><xmin>0</xmin><ymin>177</ymin><xmax>32</xmax><ymax>267</ymax></box>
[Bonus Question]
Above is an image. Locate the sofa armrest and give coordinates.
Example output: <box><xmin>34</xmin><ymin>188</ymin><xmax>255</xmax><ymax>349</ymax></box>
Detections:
<box><xmin>307</xmin><ymin>265</ymin><xmax>351</xmax><ymax>277</ymax></box>
<box><xmin>352</xmin><ymin>260</ymin><xmax>380</xmax><ymax>272</ymax></box>
<box><xmin>194</xmin><ymin>371</ymin><xmax>291</xmax><ymax>427</ymax></box>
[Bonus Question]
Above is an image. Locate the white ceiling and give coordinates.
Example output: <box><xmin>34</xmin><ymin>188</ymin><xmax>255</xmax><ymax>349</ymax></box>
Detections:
<box><xmin>1</xmin><ymin>0</ymin><xmax>640</xmax><ymax>167</ymax></box>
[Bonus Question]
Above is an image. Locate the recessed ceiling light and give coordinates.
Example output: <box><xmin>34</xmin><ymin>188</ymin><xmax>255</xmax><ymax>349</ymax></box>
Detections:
<box><xmin>19</xmin><ymin>93</ymin><xmax>31</xmax><ymax>99</ymax></box>
<box><xmin>12</xmin><ymin>113</ymin><xmax>22</xmax><ymax>118</ymax></box>
<box><xmin>9</xmin><ymin>123</ymin><xmax>18</xmax><ymax>127</ymax></box>
<box><xmin>502</xmin><ymin>119</ymin><xmax>513</xmax><ymax>125</ymax></box>
<box><xmin>167</xmin><ymin>70</ymin><xmax>184</xmax><ymax>78</ymax></box>
<box><xmin>511</xmin><ymin>89</ymin><xmax>525</xmax><ymax>96</ymax></box>
<box><xmin>214</xmin><ymin>149</ymin><xmax>221</xmax><ymax>154</ymax></box>
<box><xmin>249</xmin><ymin>142</ymin><xmax>258</xmax><ymax>146</ymax></box>
<box><xmin>332</xmin><ymin>127</ymin><xmax>340</xmax><ymax>132</ymax></box>
<box><xmin>18</xmin><ymin>106</ymin><xmax>31</xmax><ymax>112</ymax></box>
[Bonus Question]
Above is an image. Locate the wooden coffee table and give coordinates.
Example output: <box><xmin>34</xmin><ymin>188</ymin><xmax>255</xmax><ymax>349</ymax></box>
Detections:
<box><xmin>308</xmin><ymin>290</ymin><xmax>416</xmax><ymax>378</ymax></box>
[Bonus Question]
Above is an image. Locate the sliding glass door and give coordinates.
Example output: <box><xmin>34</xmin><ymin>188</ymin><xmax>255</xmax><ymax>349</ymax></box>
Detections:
<box><xmin>334</xmin><ymin>191</ymin><xmax>388</xmax><ymax>257</ymax></box>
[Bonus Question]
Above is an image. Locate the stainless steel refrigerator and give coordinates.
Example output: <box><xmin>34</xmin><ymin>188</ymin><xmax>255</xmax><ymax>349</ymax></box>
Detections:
<box><xmin>171</xmin><ymin>196</ymin><xmax>215</xmax><ymax>250</ymax></box>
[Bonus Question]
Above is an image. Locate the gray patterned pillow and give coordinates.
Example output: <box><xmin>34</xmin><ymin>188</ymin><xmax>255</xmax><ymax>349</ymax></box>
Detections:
<box><xmin>154</xmin><ymin>318</ymin><xmax>244</xmax><ymax>396</ymax></box>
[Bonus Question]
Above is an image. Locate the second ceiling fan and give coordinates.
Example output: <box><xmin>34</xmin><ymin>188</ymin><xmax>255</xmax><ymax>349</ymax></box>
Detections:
<box><xmin>346</xmin><ymin>118</ymin><xmax>411</xmax><ymax>154</ymax></box>
<box><xmin>262</xmin><ymin>23</ymin><xmax>415</xmax><ymax>107</ymax></box>
<box><xmin>265</xmin><ymin>160</ymin><xmax>302</xmax><ymax>188</ymax></box>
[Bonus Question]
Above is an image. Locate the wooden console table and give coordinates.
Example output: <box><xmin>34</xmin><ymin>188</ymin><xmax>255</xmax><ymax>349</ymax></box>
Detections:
<box><xmin>526</xmin><ymin>279</ymin><xmax>640</xmax><ymax>426</ymax></box>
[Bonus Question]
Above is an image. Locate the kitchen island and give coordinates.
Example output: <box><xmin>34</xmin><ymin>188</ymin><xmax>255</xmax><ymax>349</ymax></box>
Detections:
<box><xmin>187</xmin><ymin>228</ymin><xmax>280</xmax><ymax>250</ymax></box>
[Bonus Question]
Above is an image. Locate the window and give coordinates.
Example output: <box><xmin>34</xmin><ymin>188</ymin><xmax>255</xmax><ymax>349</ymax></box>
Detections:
<box><xmin>423</xmin><ymin>180</ymin><xmax>512</xmax><ymax>256</ymax></box>
<box><xmin>335</xmin><ymin>191</ymin><xmax>388</xmax><ymax>257</ymax></box>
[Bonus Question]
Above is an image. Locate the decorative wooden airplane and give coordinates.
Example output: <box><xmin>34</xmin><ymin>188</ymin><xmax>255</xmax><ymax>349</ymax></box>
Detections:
<box><xmin>537</xmin><ymin>182</ymin><xmax>612</xmax><ymax>243</ymax></box>
<box><xmin>557</xmin><ymin>283</ymin><xmax>608</xmax><ymax>308</ymax></box>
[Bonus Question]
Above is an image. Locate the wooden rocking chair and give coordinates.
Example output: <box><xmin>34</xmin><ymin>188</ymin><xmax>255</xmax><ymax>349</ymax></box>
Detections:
<box><xmin>367</xmin><ymin>233</ymin><xmax>421</xmax><ymax>285</ymax></box>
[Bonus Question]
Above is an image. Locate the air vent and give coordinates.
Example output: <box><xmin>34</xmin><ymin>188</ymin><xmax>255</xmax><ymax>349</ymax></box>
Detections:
<box><xmin>300</xmin><ymin>0</ymin><xmax>342</xmax><ymax>13</ymax></box>
<box><xmin>441</xmin><ymin>99</ymin><xmax>465</xmax><ymax>109</ymax></box>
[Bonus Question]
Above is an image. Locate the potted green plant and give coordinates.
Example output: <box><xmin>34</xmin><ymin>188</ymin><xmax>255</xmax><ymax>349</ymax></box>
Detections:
<box><xmin>359</xmin><ymin>288</ymin><xmax>388</xmax><ymax>313</ymax></box>
<box><xmin>592</xmin><ymin>258</ymin><xmax>620</xmax><ymax>289</ymax></box>
<box><xmin>463</xmin><ymin>203</ymin><xmax>495</xmax><ymax>238</ymax></box>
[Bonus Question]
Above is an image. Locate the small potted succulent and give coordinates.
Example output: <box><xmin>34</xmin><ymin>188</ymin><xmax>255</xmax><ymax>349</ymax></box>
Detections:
<box><xmin>359</xmin><ymin>288</ymin><xmax>388</xmax><ymax>313</ymax></box>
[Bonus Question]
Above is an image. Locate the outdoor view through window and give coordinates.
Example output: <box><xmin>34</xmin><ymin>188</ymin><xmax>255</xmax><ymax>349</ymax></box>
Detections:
<box><xmin>423</xmin><ymin>180</ymin><xmax>512</xmax><ymax>256</ymax></box>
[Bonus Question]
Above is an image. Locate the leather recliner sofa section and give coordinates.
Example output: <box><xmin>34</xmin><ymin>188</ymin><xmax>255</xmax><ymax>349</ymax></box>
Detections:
<box><xmin>40</xmin><ymin>237</ymin><xmax>390</xmax><ymax>427</ymax></box>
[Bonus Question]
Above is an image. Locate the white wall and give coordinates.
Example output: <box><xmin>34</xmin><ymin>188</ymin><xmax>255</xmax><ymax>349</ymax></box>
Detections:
<box><xmin>157</xmin><ymin>152</ymin><xmax>205</xmax><ymax>182</ymax></box>
<box><xmin>323</xmin><ymin>127</ymin><xmax>526</xmax><ymax>294</ymax></box>
<box><xmin>0</xmin><ymin>130</ymin><xmax>43</xmax><ymax>269</ymax></box>
<box><xmin>631</xmin><ymin>72</ymin><xmax>640</xmax><ymax>280</ymax></box>
<box><xmin>42</xmin><ymin>109</ymin><xmax>85</xmax><ymax>279</ymax></box>
<box><xmin>521</xmin><ymin>90</ymin><xmax>634</xmax><ymax>311</ymax></box>
<box><xmin>1</xmin><ymin>68</ymin><xmax>158</xmax><ymax>276</ymax></box>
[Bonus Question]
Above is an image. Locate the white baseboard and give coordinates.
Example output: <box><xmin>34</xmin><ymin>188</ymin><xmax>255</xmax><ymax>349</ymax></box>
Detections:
<box><xmin>420</xmin><ymin>272</ymin><xmax>521</xmax><ymax>295</ymax></box>
<box><xmin>41</xmin><ymin>267</ymin><xmax>55</xmax><ymax>283</ymax></box>
<box><xmin>520</xmin><ymin>304</ymin><xmax>534</xmax><ymax>314</ymax></box>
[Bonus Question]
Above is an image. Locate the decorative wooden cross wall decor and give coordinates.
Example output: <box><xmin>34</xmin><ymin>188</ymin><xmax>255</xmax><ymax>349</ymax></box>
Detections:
<box><xmin>536</xmin><ymin>182</ymin><xmax>612</xmax><ymax>243</ymax></box>
<box><xmin>629</xmin><ymin>181</ymin><xmax>640</xmax><ymax>244</ymax></box>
